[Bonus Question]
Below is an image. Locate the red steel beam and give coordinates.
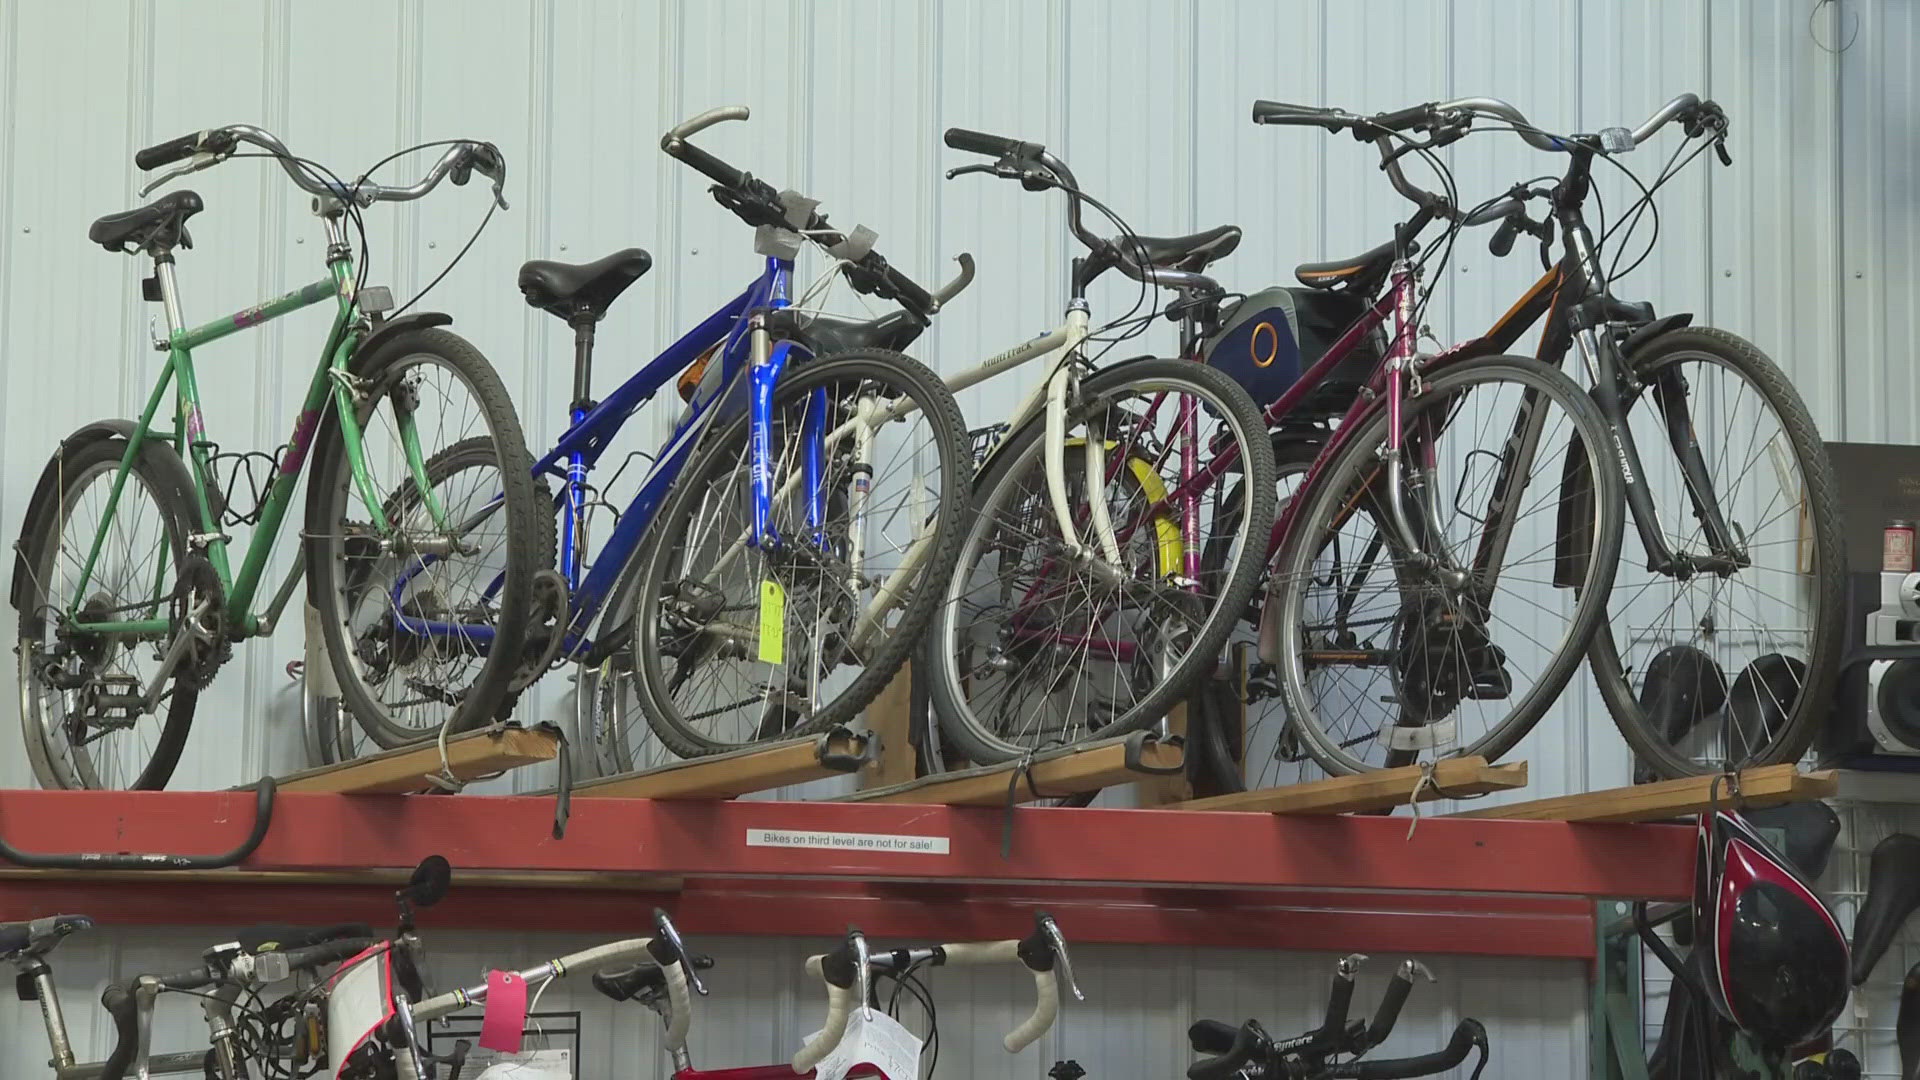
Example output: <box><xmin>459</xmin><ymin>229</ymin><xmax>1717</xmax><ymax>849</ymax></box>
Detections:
<box><xmin>0</xmin><ymin>789</ymin><xmax>1692</xmax><ymax>899</ymax></box>
<box><xmin>0</xmin><ymin>878</ymin><xmax>1600</xmax><ymax>960</ymax></box>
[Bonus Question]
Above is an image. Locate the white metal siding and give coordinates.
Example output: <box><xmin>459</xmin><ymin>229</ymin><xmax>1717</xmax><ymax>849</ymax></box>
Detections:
<box><xmin>0</xmin><ymin>3</ymin><xmax>1906</xmax><ymax>1076</ymax></box>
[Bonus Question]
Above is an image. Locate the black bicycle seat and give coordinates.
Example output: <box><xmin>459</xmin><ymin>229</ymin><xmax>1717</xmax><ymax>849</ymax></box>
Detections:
<box><xmin>1295</xmin><ymin>239</ymin><xmax>1395</xmax><ymax>292</ymax></box>
<box><xmin>1128</xmin><ymin>225</ymin><xmax>1241</xmax><ymax>272</ymax></box>
<box><xmin>591</xmin><ymin>953</ymin><xmax>714</xmax><ymax>1002</ymax></box>
<box><xmin>518</xmin><ymin>248</ymin><xmax>653</xmax><ymax>323</ymax></box>
<box><xmin>1852</xmin><ymin>833</ymin><xmax>1920</xmax><ymax>984</ymax></box>
<box><xmin>1743</xmin><ymin>801</ymin><xmax>1841</xmax><ymax>880</ymax></box>
<box><xmin>0</xmin><ymin>914</ymin><xmax>93</xmax><ymax>960</ymax></box>
<box><xmin>89</xmin><ymin>190</ymin><xmax>204</xmax><ymax>254</ymax></box>
<box><xmin>1901</xmin><ymin>962</ymin><xmax>1920</xmax><ymax>1080</ymax></box>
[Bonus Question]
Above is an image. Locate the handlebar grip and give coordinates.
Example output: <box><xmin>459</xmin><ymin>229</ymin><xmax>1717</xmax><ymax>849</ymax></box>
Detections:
<box><xmin>98</xmin><ymin>981</ymin><xmax>140</xmax><ymax>1080</ymax></box>
<box><xmin>1366</xmin><ymin>974</ymin><xmax>1413</xmax><ymax>1046</ymax></box>
<box><xmin>665</xmin><ymin>106</ymin><xmax>750</xmax><ymax>143</ymax></box>
<box><xmin>661</xmin><ymin>958</ymin><xmax>692</xmax><ymax>1053</ymax></box>
<box><xmin>1344</xmin><ymin>1019</ymin><xmax>1488</xmax><ymax>1080</ymax></box>
<box><xmin>281</xmin><ymin>937</ymin><xmax>377</xmax><ymax>975</ymax></box>
<box><xmin>1187</xmin><ymin>1023</ymin><xmax>1257</xmax><ymax>1080</ymax></box>
<box><xmin>931</xmin><ymin>253</ymin><xmax>975</xmax><ymax>310</ymax></box>
<box><xmin>1003</xmin><ymin>967</ymin><xmax>1058</xmax><ymax>1052</ymax></box>
<box><xmin>939</xmin><ymin>939</ymin><xmax>1020</xmax><ymax>965</ymax></box>
<box><xmin>1367</xmin><ymin>103</ymin><xmax>1438</xmax><ymax>133</ymax></box>
<box><xmin>1189</xmin><ymin>1019</ymin><xmax>1241</xmax><ymax>1054</ymax></box>
<box><xmin>1322</xmin><ymin>973</ymin><xmax>1355</xmax><ymax>1036</ymax></box>
<box><xmin>792</xmin><ymin>979</ymin><xmax>855</xmax><ymax>1072</ymax></box>
<box><xmin>1489</xmin><ymin>217</ymin><xmax>1520</xmax><ymax>257</ymax></box>
<box><xmin>136</xmin><ymin>130</ymin><xmax>218</xmax><ymax>170</ymax></box>
<box><xmin>944</xmin><ymin>127</ymin><xmax>1044</xmax><ymax>160</ymax></box>
<box><xmin>1249</xmin><ymin>100</ymin><xmax>1352</xmax><ymax>131</ymax></box>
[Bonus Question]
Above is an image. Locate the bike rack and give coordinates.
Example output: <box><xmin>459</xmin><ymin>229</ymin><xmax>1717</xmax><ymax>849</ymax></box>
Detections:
<box><xmin>838</xmin><ymin>731</ymin><xmax>1182</xmax><ymax>807</ymax></box>
<box><xmin>548</xmin><ymin>728</ymin><xmax>870</xmax><ymax>800</ymax></box>
<box><xmin>1450</xmin><ymin>763</ymin><xmax>1835</xmax><ymax>823</ymax></box>
<box><xmin>1168</xmin><ymin>756</ymin><xmax>1529</xmax><ymax>815</ymax></box>
<box><xmin>270</xmin><ymin>722</ymin><xmax>562</xmax><ymax>795</ymax></box>
<box><xmin>0</xmin><ymin>777</ymin><xmax>275</xmax><ymax>870</ymax></box>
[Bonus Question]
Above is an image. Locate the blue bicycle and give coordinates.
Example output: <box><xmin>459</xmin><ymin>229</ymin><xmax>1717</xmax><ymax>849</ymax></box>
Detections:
<box><xmin>314</xmin><ymin>107</ymin><xmax>972</xmax><ymax>768</ymax></box>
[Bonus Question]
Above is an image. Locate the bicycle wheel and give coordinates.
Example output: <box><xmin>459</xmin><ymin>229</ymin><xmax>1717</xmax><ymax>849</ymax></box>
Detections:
<box><xmin>927</xmin><ymin>357</ymin><xmax>1278</xmax><ymax>764</ymax></box>
<box><xmin>304</xmin><ymin>328</ymin><xmax>545</xmax><ymax>748</ymax></box>
<box><xmin>1271</xmin><ymin>355</ymin><xmax>1625</xmax><ymax>774</ymax></box>
<box><xmin>1590</xmin><ymin>327</ymin><xmax>1843</xmax><ymax>777</ymax></box>
<box><xmin>14</xmin><ymin>435</ymin><xmax>201</xmax><ymax>789</ymax></box>
<box><xmin>618</xmin><ymin>349</ymin><xmax>969</xmax><ymax>758</ymax></box>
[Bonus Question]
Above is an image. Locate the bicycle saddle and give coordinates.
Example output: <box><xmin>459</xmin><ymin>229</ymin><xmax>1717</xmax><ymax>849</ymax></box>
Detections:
<box><xmin>1744</xmin><ymin>801</ymin><xmax>1841</xmax><ymax>880</ymax></box>
<box><xmin>518</xmin><ymin>247</ymin><xmax>653</xmax><ymax>322</ymax></box>
<box><xmin>795</xmin><ymin>308</ymin><xmax>926</xmax><ymax>356</ymax></box>
<box><xmin>1726</xmin><ymin>653</ymin><xmax>1808</xmax><ymax>754</ymax></box>
<box><xmin>1295</xmin><ymin>238</ymin><xmax>1395</xmax><ymax>293</ymax></box>
<box><xmin>0</xmin><ymin>914</ymin><xmax>93</xmax><ymax>960</ymax></box>
<box><xmin>592</xmin><ymin>953</ymin><xmax>714</xmax><ymax>1002</ymax></box>
<box><xmin>89</xmin><ymin>189</ymin><xmax>204</xmax><ymax>254</ymax></box>
<box><xmin>1852</xmin><ymin>833</ymin><xmax>1920</xmax><ymax>984</ymax></box>
<box><xmin>1126</xmin><ymin>225</ymin><xmax>1241</xmax><ymax>272</ymax></box>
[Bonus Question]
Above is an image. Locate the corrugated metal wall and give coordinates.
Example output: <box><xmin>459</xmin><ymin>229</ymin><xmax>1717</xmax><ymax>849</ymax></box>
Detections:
<box><xmin>0</xmin><ymin>1</ymin><xmax>1902</xmax><ymax>1076</ymax></box>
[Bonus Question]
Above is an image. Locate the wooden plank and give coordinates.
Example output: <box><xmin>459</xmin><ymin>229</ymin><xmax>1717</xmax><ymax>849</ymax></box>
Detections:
<box><xmin>572</xmin><ymin>729</ymin><xmax>869</xmax><ymax>799</ymax></box>
<box><xmin>861</xmin><ymin>661</ymin><xmax>918</xmax><ymax>790</ymax></box>
<box><xmin>1450</xmin><ymin>765</ymin><xmax>1836</xmax><ymax>823</ymax></box>
<box><xmin>1170</xmin><ymin>757</ymin><xmax>1528</xmax><ymax>814</ymax></box>
<box><xmin>273</xmin><ymin>725</ymin><xmax>559</xmax><ymax>795</ymax></box>
<box><xmin>1137</xmin><ymin>703</ymin><xmax>1192</xmax><ymax>807</ymax></box>
<box><xmin>841</xmin><ymin>735</ymin><xmax>1182</xmax><ymax>806</ymax></box>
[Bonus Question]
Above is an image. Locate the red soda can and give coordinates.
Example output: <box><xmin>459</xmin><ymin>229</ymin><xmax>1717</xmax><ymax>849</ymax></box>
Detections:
<box><xmin>1887</xmin><ymin>520</ymin><xmax>1916</xmax><ymax>572</ymax></box>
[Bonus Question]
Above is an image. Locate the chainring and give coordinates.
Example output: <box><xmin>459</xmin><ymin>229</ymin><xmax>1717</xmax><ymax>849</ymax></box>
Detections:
<box><xmin>170</xmin><ymin>555</ymin><xmax>231</xmax><ymax>690</ymax></box>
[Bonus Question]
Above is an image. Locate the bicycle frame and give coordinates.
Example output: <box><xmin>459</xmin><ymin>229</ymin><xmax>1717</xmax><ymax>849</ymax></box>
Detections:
<box><xmin>22</xmin><ymin>956</ymin><xmax>244</xmax><ymax>1079</ymax></box>
<box><xmin>64</xmin><ymin>208</ymin><xmax>384</xmax><ymax>642</ymax></box>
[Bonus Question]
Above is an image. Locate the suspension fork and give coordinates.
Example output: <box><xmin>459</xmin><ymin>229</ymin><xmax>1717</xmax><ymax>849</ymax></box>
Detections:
<box><xmin>746</xmin><ymin>322</ymin><xmax>795</xmax><ymax>550</ymax></box>
<box><xmin>1380</xmin><ymin>262</ymin><xmax>1443</xmax><ymax>570</ymax></box>
<box><xmin>1576</xmin><ymin>325</ymin><xmax>1694</xmax><ymax>573</ymax></box>
<box><xmin>1649</xmin><ymin>363</ymin><xmax>1747</xmax><ymax>565</ymax></box>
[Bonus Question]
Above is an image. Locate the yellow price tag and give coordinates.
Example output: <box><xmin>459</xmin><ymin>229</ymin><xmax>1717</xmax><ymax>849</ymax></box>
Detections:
<box><xmin>757</xmin><ymin>579</ymin><xmax>785</xmax><ymax>665</ymax></box>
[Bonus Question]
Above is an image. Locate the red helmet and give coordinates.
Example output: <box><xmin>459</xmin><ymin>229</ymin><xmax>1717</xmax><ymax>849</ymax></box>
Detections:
<box><xmin>1690</xmin><ymin>804</ymin><xmax>1850</xmax><ymax>1049</ymax></box>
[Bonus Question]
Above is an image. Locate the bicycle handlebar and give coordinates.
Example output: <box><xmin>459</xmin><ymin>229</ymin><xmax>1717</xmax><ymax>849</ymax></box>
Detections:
<box><xmin>1336</xmin><ymin>1018</ymin><xmax>1489</xmax><ymax>1079</ymax></box>
<box><xmin>792</xmin><ymin>917</ymin><xmax>1076</xmax><ymax>1072</ymax></box>
<box><xmin>98</xmin><ymin>967</ymin><xmax>218</xmax><ymax>1080</ymax></box>
<box><xmin>410</xmin><ymin>937</ymin><xmax>694</xmax><ymax>1051</ymax></box>
<box><xmin>134</xmin><ymin>125</ymin><xmax>509</xmax><ymax>209</ymax></box>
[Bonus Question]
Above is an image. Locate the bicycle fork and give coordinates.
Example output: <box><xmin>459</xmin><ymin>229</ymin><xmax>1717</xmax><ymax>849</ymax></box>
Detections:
<box><xmin>1378</xmin><ymin>262</ymin><xmax>1465</xmax><ymax>588</ymax></box>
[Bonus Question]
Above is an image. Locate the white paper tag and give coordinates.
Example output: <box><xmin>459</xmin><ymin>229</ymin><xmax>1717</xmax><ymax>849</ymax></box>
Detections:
<box><xmin>809</xmin><ymin>1010</ymin><xmax>923</xmax><ymax>1080</ymax></box>
<box><xmin>747</xmin><ymin>828</ymin><xmax>949</xmax><ymax>855</ymax></box>
<box><xmin>473</xmin><ymin>1047</ymin><xmax>572</xmax><ymax>1079</ymax></box>
<box><xmin>325</xmin><ymin>948</ymin><xmax>392</xmax><ymax>1075</ymax></box>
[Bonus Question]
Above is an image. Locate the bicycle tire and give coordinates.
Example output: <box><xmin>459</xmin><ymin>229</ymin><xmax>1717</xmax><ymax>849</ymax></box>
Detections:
<box><xmin>619</xmin><ymin>349</ymin><xmax>970</xmax><ymax>758</ymax></box>
<box><xmin>14</xmin><ymin>435</ymin><xmax>199</xmax><ymax>790</ymax></box>
<box><xmin>304</xmin><ymin>327</ymin><xmax>546</xmax><ymax>748</ymax></box>
<box><xmin>1273</xmin><ymin>355</ymin><xmax>1625</xmax><ymax>774</ymax></box>
<box><xmin>927</xmin><ymin>357</ymin><xmax>1278</xmax><ymax>765</ymax></box>
<box><xmin>1589</xmin><ymin>326</ymin><xmax>1843</xmax><ymax>777</ymax></box>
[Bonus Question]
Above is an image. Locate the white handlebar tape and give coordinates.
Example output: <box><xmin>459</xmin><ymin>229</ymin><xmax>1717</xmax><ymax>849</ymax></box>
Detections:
<box><xmin>1003</xmin><ymin>968</ymin><xmax>1059</xmax><ymax>1053</ymax></box>
<box><xmin>936</xmin><ymin>939</ymin><xmax>1019</xmax><ymax>965</ymax></box>
<box><xmin>661</xmin><ymin>959</ymin><xmax>692</xmax><ymax>1052</ymax></box>
<box><xmin>792</xmin><ymin>980</ymin><xmax>856</xmax><ymax>1073</ymax></box>
<box><xmin>562</xmin><ymin>937</ymin><xmax>655</xmax><ymax>974</ymax></box>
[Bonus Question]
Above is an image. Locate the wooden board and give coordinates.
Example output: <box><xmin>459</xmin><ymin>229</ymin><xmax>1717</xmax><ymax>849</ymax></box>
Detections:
<box><xmin>1170</xmin><ymin>756</ymin><xmax>1528</xmax><ymax>814</ymax></box>
<box><xmin>1136</xmin><ymin>702</ymin><xmax>1192</xmax><ymax>807</ymax></box>
<box><xmin>861</xmin><ymin>661</ymin><xmax>918</xmax><ymax>790</ymax></box>
<box><xmin>841</xmin><ymin>734</ymin><xmax>1182</xmax><ymax>806</ymax></box>
<box><xmin>273</xmin><ymin>725</ymin><xmax>559</xmax><ymax>795</ymax></box>
<box><xmin>1450</xmin><ymin>764</ymin><xmax>1836</xmax><ymax>823</ymax></box>
<box><xmin>571</xmin><ymin>729</ymin><xmax>869</xmax><ymax>799</ymax></box>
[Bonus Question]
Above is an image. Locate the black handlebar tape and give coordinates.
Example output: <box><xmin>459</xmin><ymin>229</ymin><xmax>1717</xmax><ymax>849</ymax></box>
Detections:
<box><xmin>1249</xmin><ymin>100</ymin><xmax>1350</xmax><ymax>131</ymax></box>
<box><xmin>281</xmin><ymin>937</ymin><xmax>376</xmax><ymax>974</ymax></box>
<box><xmin>0</xmin><ymin>778</ymin><xmax>275</xmax><ymax>871</ymax></box>
<box><xmin>98</xmin><ymin>969</ymin><xmax>217</xmax><ymax>1080</ymax></box>
<box><xmin>1345</xmin><ymin>1019</ymin><xmax>1486</xmax><ymax>1079</ymax></box>
<box><xmin>1321</xmin><ymin>973</ymin><xmax>1355</xmax><ymax>1037</ymax></box>
<box><xmin>1368</xmin><ymin>103</ymin><xmax>1438</xmax><ymax>133</ymax></box>
<box><xmin>1188</xmin><ymin>1019</ymin><xmax>1241</xmax><ymax>1054</ymax></box>
<box><xmin>669</xmin><ymin>140</ymin><xmax>746</xmax><ymax>190</ymax></box>
<box><xmin>1365</xmin><ymin>974</ymin><xmax>1414</xmax><ymax>1046</ymax></box>
<box><xmin>943</xmin><ymin>127</ymin><xmax>1045</xmax><ymax>160</ymax></box>
<box><xmin>1186</xmin><ymin>1023</ymin><xmax>1257</xmax><ymax>1080</ymax></box>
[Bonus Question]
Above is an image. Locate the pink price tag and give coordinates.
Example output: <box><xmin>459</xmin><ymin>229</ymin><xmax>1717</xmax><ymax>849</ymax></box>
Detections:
<box><xmin>478</xmin><ymin>970</ymin><xmax>528</xmax><ymax>1053</ymax></box>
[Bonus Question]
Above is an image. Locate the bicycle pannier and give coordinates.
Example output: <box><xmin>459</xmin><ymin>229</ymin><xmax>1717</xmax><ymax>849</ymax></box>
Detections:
<box><xmin>1201</xmin><ymin>286</ymin><xmax>1384</xmax><ymax>417</ymax></box>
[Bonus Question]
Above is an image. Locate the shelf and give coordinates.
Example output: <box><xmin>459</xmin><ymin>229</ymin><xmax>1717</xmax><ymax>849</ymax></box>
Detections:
<box><xmin>271</xmin><ymin>723</ymin><xmax>560</xmax><ymax>794</ymax></box>
<box><xmin>1449</xmin><ymin>764</ymin><xmax>1836</xmax><ymax>822</ymax></box>
<box><xmin>0</xmin><ymin>788</ymin><xmax>1692</xmax><ymax>960</ymax></box>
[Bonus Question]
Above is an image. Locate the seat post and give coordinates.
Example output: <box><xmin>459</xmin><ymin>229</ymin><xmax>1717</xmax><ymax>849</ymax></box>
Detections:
<box><xmin>151</xmin><ymin>254</ymin><xmax>186</xmax><ymax>337</ymax></box>
<box><xmin>569</xmin><ymin>311</ymin><xmax>598</xmax><ymax>414</ymax></box>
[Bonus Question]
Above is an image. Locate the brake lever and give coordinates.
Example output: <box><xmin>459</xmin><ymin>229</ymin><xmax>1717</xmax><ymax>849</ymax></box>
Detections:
<box><xmin>945</xmin><ymin>163</ymin><xmax>997</xmax><ymax>180</ymax></box>
<box><xmin>652</xmin><ymin>909</ymin><xmax>706</xmax><ymax>996</ymax></box>
<box><xmin>138</xmin><ymin>152</ymin><xmax>224</xmax><ymax>198</ymax></box>
<box><xmin>1039</xmin><ymin>914</ymin><xmax>1084</xmax><ymax>1002</ymax></box>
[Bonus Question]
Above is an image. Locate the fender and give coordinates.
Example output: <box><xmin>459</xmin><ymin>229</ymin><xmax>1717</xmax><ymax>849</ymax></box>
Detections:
<box><xmin>1620</xmin><ymin>312</ymin><xmax>1696</xmax><ymax>359</ymax></box>
<box><xmin>352</xmin><ymin>311</ymin><xmax>453</xmax><ymax>366</ymax></box>
<box><xmin>10</xmin><ymin>419</ymin><xmax>199</xmax><ymax>613</ymax></box>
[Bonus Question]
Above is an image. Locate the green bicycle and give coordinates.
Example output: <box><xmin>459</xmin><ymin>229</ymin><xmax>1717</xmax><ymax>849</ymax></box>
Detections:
<box><xmin>10</xmin><ymin>125</ymin><xmax>546</xmax><ymax>790</ymax></box>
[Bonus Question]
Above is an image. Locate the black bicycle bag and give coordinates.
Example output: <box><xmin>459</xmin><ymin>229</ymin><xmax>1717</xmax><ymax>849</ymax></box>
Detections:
<box><xmin>1200</xmin><ymin>286</ymin><xmax>1384</xmax><ymax>417</ymax></box>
